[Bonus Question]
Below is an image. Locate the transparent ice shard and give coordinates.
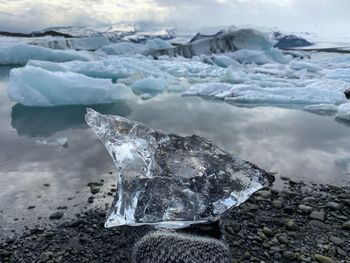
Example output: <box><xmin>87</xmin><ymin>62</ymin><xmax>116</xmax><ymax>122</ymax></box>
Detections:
<box><xmin>85</xmin><ymin>109</ymin><xmax>274</xmax><ymax>229</ymax></box>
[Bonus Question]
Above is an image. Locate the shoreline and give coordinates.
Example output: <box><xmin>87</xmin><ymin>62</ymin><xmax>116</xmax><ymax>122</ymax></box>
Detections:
<box><xmin>1</xmin><ymin>179</ymin><xmax>349</xmax><ymax>262</ymax></box>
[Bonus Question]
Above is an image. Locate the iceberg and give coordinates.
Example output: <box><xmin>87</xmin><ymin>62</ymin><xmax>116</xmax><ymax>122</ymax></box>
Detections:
<box><xmin>147</xmin><ymin>29</ymin><xmax>286</xmax><ymax>63</ymax></box>
<box><xmin>211</xmin><ymin>55</ymin><xmax>242</xmax><ymax>68</ymax></box>
<box><xmin>85</xmin><ymin>109</ymin><xmax>274</xmax><ymax>228</ymax></box>
<box><xmin>289</xmin><ymin>60</ymin><xmax>322</xmax><ymax>73</ymax></box>
<box><xmin>98</xmin><ymin>42</ymin><xmax>146</xmax><ymax>56</ymax></box>
<box><xmin>33</xmin><ymin>36</ymin><xmax>110</xmax><ymax>51</ymax></box>
<box><xmin>0</xmin><ymin>44</ymin><xmax>90</xmax><ymax>65</ymax></box>
<box><xmin>145</xmin><ymin>38</ymin><xmax>173</xmax><ymax>50</ymax></box>
<box><xmin>227</xmin><ymin>50</ymin><xmax>274</xmax><ymax>65</ymax></box>
<box><xmin>8</xmin><ymin>66</ymin><xmax>132</xmax><ymax>106</ymax></box>
<box><xmin>27</xmin><ymin>57</ymin><xmax>169</xmax><ymax>81</ymax></box>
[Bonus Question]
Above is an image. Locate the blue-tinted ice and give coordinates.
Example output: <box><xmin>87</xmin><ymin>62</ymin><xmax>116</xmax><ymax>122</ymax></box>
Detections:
<box><xmin>85</xmin><ymin>108</ymin><xmax>274</xmax><ymax>228</ymax></box>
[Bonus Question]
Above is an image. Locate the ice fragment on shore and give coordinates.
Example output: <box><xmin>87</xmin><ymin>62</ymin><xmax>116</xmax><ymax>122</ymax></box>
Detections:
<box><xmin>85</xmin><ymin>109</ymin><xmax>274</xmax><ymax>228</ymax></box>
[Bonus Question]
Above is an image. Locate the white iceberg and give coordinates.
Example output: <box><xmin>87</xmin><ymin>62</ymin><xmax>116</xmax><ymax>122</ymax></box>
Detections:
<box><xmin>151</xmin><ymin>57</ymin><xmax>227</xmax><ymax>78</ymax></box>
<box><xmin>289</xmin><ymin>60</ymin><xmax>322</xmax><ymax>72</ymax></box>
<box><xmin>227</xmin><ymin>50</ymin><xmax>275</xmax><ymax>65</ymax></box>
<box><xmin>336</xmin><ymin>103</ymin><xmax>350</xmax><ymax>121</ymax></box>
<box><xmin>211</xmin><ymin>55</ymin><xmax>242</xmax><ymax>68</ymax></box>
<box><xmin>0</xmin><ymin>44</ymin><xmax>90</xmax><ymax>65</ymax></box>
<box><xmin>145</xmin><ymin>38</ymin><xmax>173</xmax><ymax>50</ymax></box>
<box><xmin>98</xmin><ymin>42</ymin><xmax>146</xmax><ymax>56</ymax></box>
<box><xmin>8</xmin><ymin>66</ymin><xmax>131</xmax><ymax>106</ymax></box>
<box><xmin>27</xmin><ymin>57</ymin><xmax>169</xmax><ymax>80</ymax></box>
<box><xmin>131</xmin><ymin>76</ymin><xmax>167</xmax><ymax>95</ymax></box>
<box><xmin>325</xmin><ymin>68</ymin><xmax>350</xmax><ymax>83</ymax></box>
<box><xmin>183</xmin><ymin>82</ymin><xmax>347</xmax><ymax>105</ymax></box>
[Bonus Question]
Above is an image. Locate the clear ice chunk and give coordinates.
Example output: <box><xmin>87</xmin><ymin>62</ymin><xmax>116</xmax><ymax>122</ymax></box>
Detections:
<box><xmin>85</xmin><ymin>109</ymin><xmax>274</xmax><ymax>229</ymax></box>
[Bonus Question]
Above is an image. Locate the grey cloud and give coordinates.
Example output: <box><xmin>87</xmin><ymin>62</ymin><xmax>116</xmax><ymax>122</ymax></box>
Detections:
<box><xmin>0</xmin><ymin>0</ymin><xmax>349</xmax><ymax>38</ymax></box>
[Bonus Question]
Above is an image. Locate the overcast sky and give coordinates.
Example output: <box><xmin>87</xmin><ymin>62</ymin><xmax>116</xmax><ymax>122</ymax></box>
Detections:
<box><xmin>0</xmin><ymin>0</ymin><xmax>349</xmax><ymax>38</ymax></box>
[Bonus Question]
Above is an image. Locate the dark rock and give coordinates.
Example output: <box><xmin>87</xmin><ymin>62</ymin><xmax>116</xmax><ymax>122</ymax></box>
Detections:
<box><xmin>67</xmin><ymin>219</ymin><xmax>88</xmax><ymax>228</ymax></box>
<box><xmin>344</xmin><ymin>89</ymin><xmax>350</xmax><ymax>99</ymax></box>
<box><xmin>309</xmin><ymin>220</ymin><xmax>329</xmax><ymax>230</ymax></box>
<box><xmin>285</xmin><ymin>220</ymin><xmax>299</xmax><ymax>231</ymax></box>
<box><xmin>314</xmin><ymin>254</ymin><xmax>336</xmax><ymax>263</ymax></box>
<box><xmin>280</xmin><ymin>176</ymin><xmax>291</xmax><ymax>181</ymax></box>
<box><xmin>325</xmin><ymin>202</ymin><xmax>341</xmax><ymax>210</ymax></box>
<box><xmin>283</xmin><ymin>250</ymin><xmax>297</xmax><ymax>260</ymax></box>
<box><xmin>337</xmin><ymin>247</ymin><xmax>347</xmax><ymax>257</ymax></box>
<box><xmin>343</xmin><ymin>220</ymin><xmax>350</xmax><ymax>230</ymax></box>
<box><xmin>329</xmin><ymin>236</ymin><xmax>343</xmax><ymax>246</ymax></box>
<box><xmin>278</xmin><ymin>235</ymin><xmax>290</xmax><ymax>245</ymax></box>
<box><xmin>262</xmin><ymin>227</ymin><xmax>275</xmax><ymax>237</ymax></box>
<box><xmin>302</xmin><ymin>197</ymin><xmax>317</xmax><ymax>206</ymax></box>
<box><xmin>298</xmin><ymin>204</ymin><xmax>313</xmax><ymax>214</ymax></box>
<box><xmin>272</xmin><ymin>200</ymin><xmax>284</xmax><ymax>209</ymax></box>
<box><xmin>310</xmin><ymin>211</ymin><xmax>325</xmax><ymax>221</ymax></box>
<box><xmin>49</xmin><ymin>212</ymin><xmax>64</xmax><ymax>220</ymax></box>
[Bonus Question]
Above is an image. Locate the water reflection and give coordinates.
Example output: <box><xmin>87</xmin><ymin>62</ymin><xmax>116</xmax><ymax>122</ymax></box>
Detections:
<box><xmin>125</xmin><ymin>95</ymin><xmax>350</xmax><ymax>185</ymax></box>
<box><xmin>1</xmin><ymin>88</ymin><xmax>350</xmax><ymax>236</ymax></box>
<box><xmin>335</xmin><ymin>116</ymin><xmax>350</xmax><ymax>127</ymax></box>
<box><xmin>11</xmin><ymin>101</ymin><xmax>132</xmax><ymax>137</ymax></box>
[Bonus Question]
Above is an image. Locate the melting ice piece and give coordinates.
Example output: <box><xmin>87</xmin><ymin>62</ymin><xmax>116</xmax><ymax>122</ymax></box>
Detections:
<box><xmin>36</xmin><ymin>137</ymin><xmax>68</xmax><ymax>148</ymax></box>
<box><xmin>85</xmin><ymin>109</ymin><xmax>274</xmax><ymax>228</ymax></box>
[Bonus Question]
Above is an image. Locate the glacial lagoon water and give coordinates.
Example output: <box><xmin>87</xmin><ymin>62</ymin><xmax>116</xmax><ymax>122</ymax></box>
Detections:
<box><xmin>0</xmin><ymin>65</ymin><xmax>350</xmax><ymax>237</ymax></box>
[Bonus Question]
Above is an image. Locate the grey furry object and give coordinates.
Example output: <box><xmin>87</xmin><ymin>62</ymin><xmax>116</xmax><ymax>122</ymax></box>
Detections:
<box><xmin>132</xmin><ymin>231</ymin><xmax>231</xmax><ymax>263</ymax></box>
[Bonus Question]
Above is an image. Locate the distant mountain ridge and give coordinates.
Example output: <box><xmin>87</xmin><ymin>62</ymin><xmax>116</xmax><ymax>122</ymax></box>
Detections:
<box><xmin>0</xmin><ymin>24</ymin><xmax>314</xmax><ymax>49</ymax></box>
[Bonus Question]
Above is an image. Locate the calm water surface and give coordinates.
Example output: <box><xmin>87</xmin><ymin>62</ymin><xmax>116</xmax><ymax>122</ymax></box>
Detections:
<box><xmin>0</xmin><ymin>65</ymin><xmax>350</xmax><ymax>236</ymax></box>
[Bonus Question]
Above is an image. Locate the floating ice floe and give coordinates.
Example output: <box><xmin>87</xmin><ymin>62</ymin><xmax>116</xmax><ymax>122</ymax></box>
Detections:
<box><xmin>183</xmin><ymin>82</ymin><xmax>348</xmax><ymax>105</ymax></box>
<box><xmin>36</xmin><ymin>137</ymin><xmax>68</xmax><ymax>148</ymax></box>
<box><xmin>8</xmin><ymin>66</ymin><xmax>132</xmax><ymax>106</ymax></box>
<box><xmin>304</xmin><ymin>104</ymin><xmax>339</xmax><ymax>115</ymax></box>
<box><xmin>131</xmin><ymin>76</ymin><xmax>167</xmax><ymax>96</ymax></box>
<box><xmin>0</xmin><ymin>44</ymin><xmax>90</xmax><ymax>65</ymax></box>
<box><xmin>85</xmin><ymin>109</ymin><xmax>274</xmax><ymax>228</ymax></box>
<box><xmin>336</xmin><ymin>103</ymin><xmax>350</xmax><ymax>121</ymax></box>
